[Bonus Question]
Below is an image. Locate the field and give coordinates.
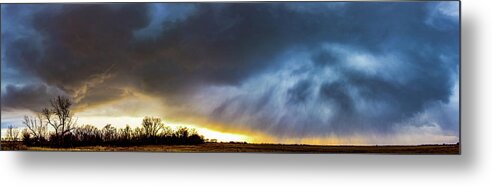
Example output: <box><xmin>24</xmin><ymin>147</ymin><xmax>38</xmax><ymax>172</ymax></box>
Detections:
<box><xmin>1</xmin><ymin>141</ymin><xmax>459</xmax><ymax>154</ymax></box>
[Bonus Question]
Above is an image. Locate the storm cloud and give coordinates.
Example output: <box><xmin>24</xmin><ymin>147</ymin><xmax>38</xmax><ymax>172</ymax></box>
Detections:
<box><xmin>1</xmin><ymin>2</ymin><xmax>459</xmax><ymax>141</ymax></box>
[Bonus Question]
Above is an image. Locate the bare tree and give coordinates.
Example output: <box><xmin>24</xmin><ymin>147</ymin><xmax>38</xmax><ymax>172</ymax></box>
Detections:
<box><xmin>74</xmin><ymin>125</ymin><xmax>101</xmax><ymax>143</ymax></box>
<box><xmin>132</xmin><ymin>127</ymin><xmax>145</xmax><ymax>141</ymax></box>
<box><xmin>6</xmin><ymin>125</ymin><xmax>20</xmax><ymax>141</ymax></box>
<box><xmin>119</xmin><ymin>125</ymin><xmax>132</xmax><ymax>141</ymax></box>
<box><xmin>159</xmin><ymin>125</ymin><xmax>173</xmax><ymax>138</ymax></box>
<box><xmin>42</xmin><ymin>96</ymin><xmax>77</xmax><ymax>144</ymax></box>
<box><xmin>102</xmin><ymin>124</ymin><xmax>117</xmax><ymax>142</ymax></box>
<box><xmin>141</xmin><ymin>117</ymin><xmax>164</xmax><ymax>138</ymax></box>
<box><xmin>176</xmin><ymin>126</ymin><xmax>191</xmax><ymax>138</ymax></box>
<box><xmin>23</xmin><ymin>114</ymin><xmax>48</xmax><ymax>140</ymax></box>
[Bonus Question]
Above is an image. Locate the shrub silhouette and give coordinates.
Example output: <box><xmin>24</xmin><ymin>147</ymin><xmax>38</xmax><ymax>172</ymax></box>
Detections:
<box><xmin>22</xmin><ymin>130</ymin><xmax>33</xmax><ymax>146</ymax></box>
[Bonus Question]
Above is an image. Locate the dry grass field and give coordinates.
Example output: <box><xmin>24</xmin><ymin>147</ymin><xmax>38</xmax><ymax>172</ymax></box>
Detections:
<box><xmin>1</xmin><ymin>141</ymin><xmax>459</xmax><ymax>154</ymax></box>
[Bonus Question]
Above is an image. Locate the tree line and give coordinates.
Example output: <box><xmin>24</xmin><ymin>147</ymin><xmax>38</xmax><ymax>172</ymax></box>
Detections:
<box><xmin>14</xmin><ymin>96</ymin><xmax>205</xmax><ymax>147</ymax></box>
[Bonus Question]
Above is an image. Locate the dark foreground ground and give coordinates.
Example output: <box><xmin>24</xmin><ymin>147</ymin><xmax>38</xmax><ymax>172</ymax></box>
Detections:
<box><xmin>1</xmin><ymin>141</ymin><xmax>459</xmax><ymax>154</ymax></box>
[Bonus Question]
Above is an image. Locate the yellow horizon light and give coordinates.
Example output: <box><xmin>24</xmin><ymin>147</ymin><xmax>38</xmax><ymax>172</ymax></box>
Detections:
<box><xmin>75</xmin><ymin>116</ymin><xmax>253</xmax><ymax>143</ymax></box>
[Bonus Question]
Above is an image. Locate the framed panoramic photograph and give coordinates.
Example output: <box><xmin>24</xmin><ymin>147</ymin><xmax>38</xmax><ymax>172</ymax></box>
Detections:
<box><xmin>0</xmin><ymin>1</ymin><xmax>460</xmax><ymax>154</ymax></box>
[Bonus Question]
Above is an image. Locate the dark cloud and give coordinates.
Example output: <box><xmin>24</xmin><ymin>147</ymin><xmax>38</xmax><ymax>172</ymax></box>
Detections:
<box><xmin>2</xmin><ymin>4</ymin><xmax>150</xmax><ymax>108</ymax></box>
<box><xmin>1</xmin><ymin>84</ymin><xmax>65</xmax><ymax>112</ymax></box>
<box><xmin>30</xmin><ymin>4</ymin><xmax>149</xmax><ymax>88</ymax></box>
<box><xmin>287</xmin><ymin>80</ymin><xmax>313</xmax><ymax>105</ymax></box>
<box><xmin>1</xmin><ymin>2</ymin><xmax>459</xmax><ymax>139</ymax></box>
<box><xmin>129</xmin><ymin>3</ymin><xmax>340</xmax><ymax>93</ymax></box>
<box><xmin>311</xmin><ymin>49</ymin><xmax>339</xmax><ymax>67</ymax></box>
<box><xmin>319</xmin><ymin>81</ymin><xmax>354</xmax><ymax>115</ymax></box>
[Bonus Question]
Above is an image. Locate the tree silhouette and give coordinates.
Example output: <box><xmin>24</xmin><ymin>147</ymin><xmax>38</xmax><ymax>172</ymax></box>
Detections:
<box><xmin>42</xmin><ymin>96</ymin><xmax>77</xmax><ymax>146</ymax></box>
<box><xmin>6</xmin><ymin>125</ymin><xmax>20</xmax><ymax>141</ymax></box>
<box><xmin>142</xmin><ymin>117</ymin><xmax>164</xmax><ymax>139</ymax></box>
<box><xmin>119</xmin><ymin>125</ymin><xmax>132</xmax><ymax>142</ymax></box>
<box><xmin>74</xmin><ymin>125</ymin><xmax>102</xmax><ymax>146</ymax></box>
<box><xmin>18</xmin><ymin>95</ymin><xmax>205</xmax><ymax>147</ymax></box>
<box><xmin>23</xmin><ymin>114</ymin><xmax>48</xmax><ymax>142</ymax></box>
<box><xmin>102</xmin><ymin>124</ymin><xmax>117</xmax><ymax>142</ymax></box>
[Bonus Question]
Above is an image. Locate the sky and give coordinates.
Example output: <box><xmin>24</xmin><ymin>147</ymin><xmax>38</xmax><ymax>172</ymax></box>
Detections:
<box><xmin>0</xmin><ymin>2</ymin><xmax>460</xmax><ymax>145</ymax></box>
